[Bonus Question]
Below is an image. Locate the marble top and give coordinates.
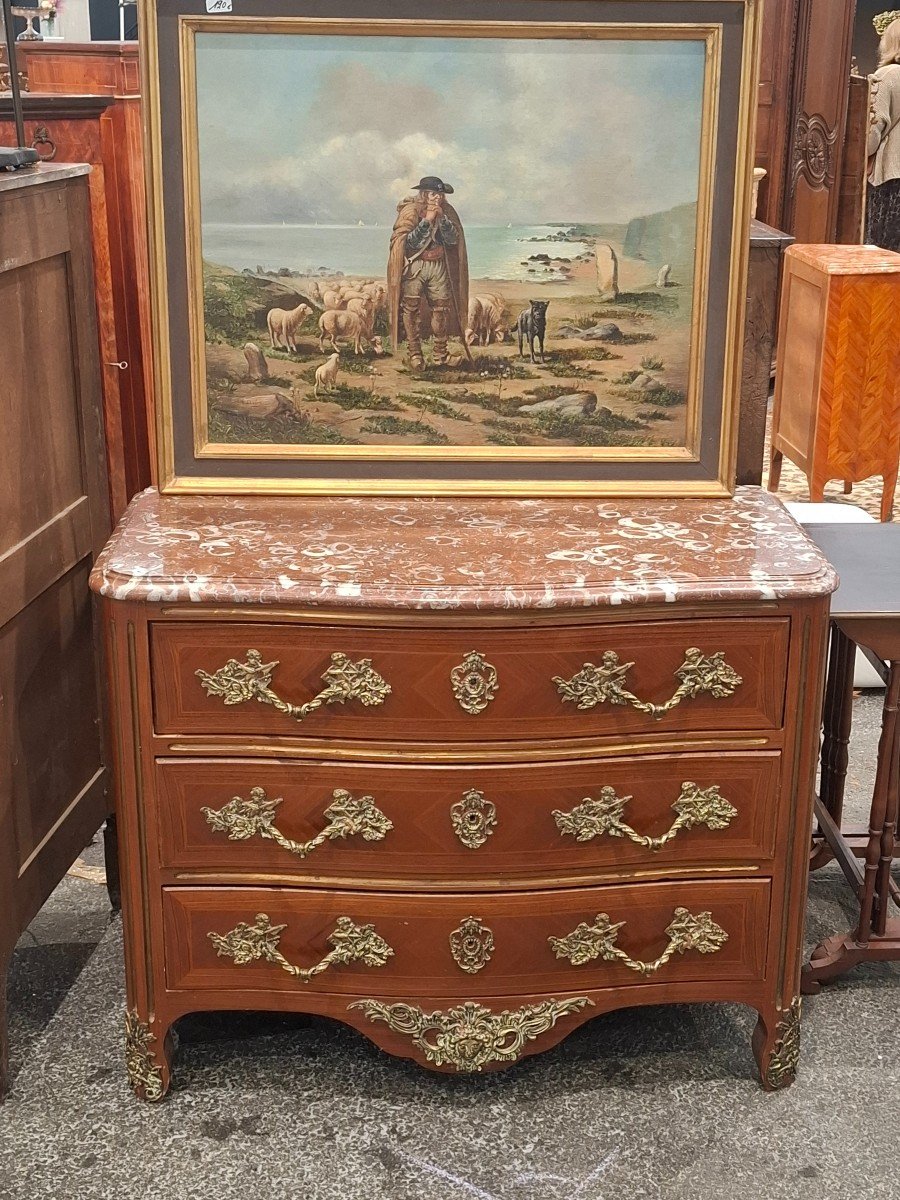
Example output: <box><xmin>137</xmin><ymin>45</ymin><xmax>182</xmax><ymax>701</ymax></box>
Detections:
<box><xmin>0</xmin><ymin>162</ymin><xmax>91</xmax><ymax>193</ymax></box>
<box><xmin>89</xmin><ymin>487</ymin><xmax>837</xmax><ymax>612</ymax></box>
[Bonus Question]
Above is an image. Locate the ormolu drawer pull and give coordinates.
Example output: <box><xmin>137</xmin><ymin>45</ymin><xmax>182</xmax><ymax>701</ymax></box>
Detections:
<box><xmin>196</xmin><ymin>648</ymin><xmax>391</xmax><ymax>721</ymax></box>
<box><xmin>208</xmin><ymin>913</ymin><xmax>394</xmax><ymax>981</ymax></box>
<box><xmin>553</xmin><ymin>782</ymin><xmax>737</xmax><ymax>852</ymax></box>
<box><xmin>350</xmin><ymin>996</ymin><xmax>593</xmax><ymax>1072</ymax></box>
<box><xmin>202</xmin><ymin>786</ymin><xmax>393</xmax><ymax>858</ymax></box>
<box><xmin>553</xmin><ymin>648</ymin><xmax>741</xmax><ymax>720</ymax></box>
<box><xmin>549</xmin><ymin>906</ymin><xmax>727</xmax><ymax>976</ymax></box>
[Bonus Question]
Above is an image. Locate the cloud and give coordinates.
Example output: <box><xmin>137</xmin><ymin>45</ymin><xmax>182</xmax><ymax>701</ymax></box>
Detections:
<box><xmin>198</xmin><ymin>37</ymin><xmax>705</xmax><ymax>225</ymax></box>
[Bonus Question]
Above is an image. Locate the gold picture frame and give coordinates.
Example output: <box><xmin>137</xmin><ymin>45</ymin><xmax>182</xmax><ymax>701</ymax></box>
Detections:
<box><xmin>141</xmin><ymin>0</ymin><xmax>761</xmax><ymax>496</ymax></box>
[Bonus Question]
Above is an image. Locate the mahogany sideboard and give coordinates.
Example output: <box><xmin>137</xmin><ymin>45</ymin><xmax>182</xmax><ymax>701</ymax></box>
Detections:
<box><xmin>0</xmin><ymin>165</ymin><xmax>112</xmax><ymax>1099</ymax></box>
<box><xmin>5</xmin><ymin>40</ymin><xmax>153</xmax><ymax>517</ymax></box>
<box><xmin>90</xmin><ymin>487</ymin><xmax>834</xmax><ymax>1098</ymax></box>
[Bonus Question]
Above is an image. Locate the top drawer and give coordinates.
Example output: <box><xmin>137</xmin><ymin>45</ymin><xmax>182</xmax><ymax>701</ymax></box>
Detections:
<box><xmin>151</xmin><ymin>618</ymin><xmax>789</xmax><ymax>743</ymax></box>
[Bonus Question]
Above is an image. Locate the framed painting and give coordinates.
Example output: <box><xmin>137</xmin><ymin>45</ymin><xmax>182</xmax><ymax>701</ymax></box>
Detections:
<box><xmin>142</xmin><ymin>0</ymin><xmax>762</xmax><ymax>496</ymax></box>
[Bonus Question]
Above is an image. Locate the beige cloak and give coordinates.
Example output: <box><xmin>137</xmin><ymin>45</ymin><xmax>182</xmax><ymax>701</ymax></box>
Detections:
<box><xmin>387</xmin><ymin>196</ymin><xmax>469</xmax><ymax>350</ymax></box>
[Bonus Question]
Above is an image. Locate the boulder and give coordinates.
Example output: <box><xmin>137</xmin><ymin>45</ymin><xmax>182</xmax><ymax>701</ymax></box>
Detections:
<box><xmin>556</xmin><ymin>322</ymin><xmax>622</xmax><ymax>342</ymax></box>
<box><xmin>214</xmin><ymin>391</ymin><xmax>300</xmax><ymax>420</ymax></box>
<box><xmin>656</xmin><ymin>264</ymin><xmax>672</xmax><ymax>288</ymax></box>
<box><xmin>520</xmin><ymin>391</ymin><xmax>597</xmax><ymax>416</ymax></box>
<box><xmin>595</xmin><ymin>243</ymin><xmax>620</xmax><ymax>301</ymax></box>
<box><xmin>628</xmin><ymin>373</ymin><xmax>665</xmax><ymax>393</ymax></box>
<box><xmin>243</xmin><ymin>342</ymin><xmax>269</xmax><ymax>381</ymax></box>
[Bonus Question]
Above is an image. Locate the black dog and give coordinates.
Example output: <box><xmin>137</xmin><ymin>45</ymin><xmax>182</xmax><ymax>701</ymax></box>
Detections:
<box><xmin>516</xmin><ymin>300</ymin><xmax>550</xmax><ymax>363</ymax></box>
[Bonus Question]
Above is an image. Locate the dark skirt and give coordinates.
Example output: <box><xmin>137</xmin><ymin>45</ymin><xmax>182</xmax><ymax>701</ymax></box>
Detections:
<box><xmin>866</xmin><ymin>179</ymin><xmax>900</xmax><ymax>252</ymax></box>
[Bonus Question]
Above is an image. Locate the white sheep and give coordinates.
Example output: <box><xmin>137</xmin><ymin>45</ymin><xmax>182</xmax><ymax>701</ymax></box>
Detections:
<box><xmin>267</xmin><ymin>302</ymin><xmax>313</xmax><ymax>352</ymax></box>
<box><xmin>465</xmin><ymin>293</ymin><xmax>508</xmax><ymax>346</ymax></box>
<box><xmin>318</xmin><ymin>309</ymin><xmax>384</xmax><ymax>356</ymax></box>
<box><xmin>314</xmin><ymin>352</ymin><xmax>341</xmax><ymax>396</ymax></box>
<box><xmin>321</xmin><ymin>288</ymin><xmax>345</xmax><ymax>311</ymax></box>
<box><xmin>346</xmin><ymin>295</ymin><xmax>375</xmax><ymax>331</ymax></box>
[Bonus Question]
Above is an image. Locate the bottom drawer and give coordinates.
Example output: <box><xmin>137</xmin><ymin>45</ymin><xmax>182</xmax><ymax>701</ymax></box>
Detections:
<box><xmin>163</xmin><ymin>879</ymin><xmax>770</xmax><ymax>998</ymax></box>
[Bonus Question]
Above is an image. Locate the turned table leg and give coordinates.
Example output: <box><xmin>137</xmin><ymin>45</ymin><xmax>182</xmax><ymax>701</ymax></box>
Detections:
<box><xmin>861</xmin><ymin>663</ymin><xmax>900</xmax><ymax>941</ymax></box>
<box><xmin>805</xmin><ymin>662</ymin><xmax>900</xmax><ymax>991</ymax></box>
<box><xmin>812</xmin><ymin>625</ymin><xmax>855</xmax><ymax>871</ymax></box>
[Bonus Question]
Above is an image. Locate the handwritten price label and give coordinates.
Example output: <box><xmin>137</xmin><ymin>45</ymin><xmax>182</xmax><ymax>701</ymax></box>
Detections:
<box><xmin>205</xmin><ymin>0</ymin><xmax>232</xmax><ymax>11</ymax></box>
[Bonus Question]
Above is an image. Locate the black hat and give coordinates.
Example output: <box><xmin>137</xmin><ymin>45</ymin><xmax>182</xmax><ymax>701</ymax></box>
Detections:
<box><xmin>411</xmin><ymin>175</ymin><xmax>454</xmax><ymax>194</ymax></box>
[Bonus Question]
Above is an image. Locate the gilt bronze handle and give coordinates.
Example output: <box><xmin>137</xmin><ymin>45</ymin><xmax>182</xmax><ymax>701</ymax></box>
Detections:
<box><xmin>208</xmin><ymin>913</ymin><xmax>394</xmax><ymax>981</ymax></box>
<box><xmin>202</xmin><ymin>786</ymin><xmax>393</xmax><ymax>858</ymax></box>
<box><xmin>549</xmin><ymin>907</ymin><xmax>728</xmax><ymax>976</ymax></box>
<box><xmin>553</xmin><ymin>648</ymin><xmax>741</xmax><ymax>720</ymax></box>
<box><xmin>553</xmin><ymin>782</ymin><xmax>737</xmax><ymax>852</ymax></box>
<box><xmin>196</xmin><ymin>648</ymin><xmax>391</xmax><ymax>722</ymax></box>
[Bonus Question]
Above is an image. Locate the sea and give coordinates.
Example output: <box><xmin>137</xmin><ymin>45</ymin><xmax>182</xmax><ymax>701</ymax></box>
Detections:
<box><xmin>201</xmin><ymin>223</ymin><xmax>594</xmax><ymax>282</ymax></box>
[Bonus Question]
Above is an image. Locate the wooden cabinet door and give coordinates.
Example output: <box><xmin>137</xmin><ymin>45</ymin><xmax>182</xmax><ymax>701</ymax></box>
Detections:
<box><xmin>0</xmin><ymin>167</ymin><xmax>112</xmax><ymax>1097</ymax></box>
<box><xmin>784</xmin><ymin>0</ymin><xmax>857</xmax><ymax>244</ymax></box>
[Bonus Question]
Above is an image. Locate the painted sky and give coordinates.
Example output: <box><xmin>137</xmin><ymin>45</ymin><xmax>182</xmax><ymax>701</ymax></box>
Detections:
<box><xmin>195</xmin><ymin>33</ymin><xmax>706</xmax><ymax>226</ymax></box>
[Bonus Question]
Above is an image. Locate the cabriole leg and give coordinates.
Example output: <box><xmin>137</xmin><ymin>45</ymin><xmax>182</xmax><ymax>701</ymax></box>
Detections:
<box><xmin>752</xmin><ymin>998</ymin><xmax>801</xmax><ymax>1091</ymax></box>
<box><xmin>124</xmin><ymin>1008</ymin><xmax>175</xmax><ymax>1102</ymax></box>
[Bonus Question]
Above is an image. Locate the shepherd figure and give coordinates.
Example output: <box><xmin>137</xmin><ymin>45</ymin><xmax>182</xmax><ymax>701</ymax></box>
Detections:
<box><xmin>387</xmin><ymin>175</ymin><xmax>469</xmax><ymax>370</ymax></box>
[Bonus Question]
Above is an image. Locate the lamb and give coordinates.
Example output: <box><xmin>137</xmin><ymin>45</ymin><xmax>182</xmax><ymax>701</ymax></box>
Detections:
<box><xmin>314</xmin><ymin>351</ymin><xmax>341</xmax><ymax>396</ymax></box>
<box><xmin>267</xmin><ymin>302</ymin><xmax>313</xmax><ymax>352</ymax></box>
<box><xmin>465</xmin><ymin>293</ymin><xmax>509</xmax><ymax>346</ymax></box>
<box><xmin>318</xmin><ymin>309</ymin><xmax>384</xmax><ymax>356</ymax></box>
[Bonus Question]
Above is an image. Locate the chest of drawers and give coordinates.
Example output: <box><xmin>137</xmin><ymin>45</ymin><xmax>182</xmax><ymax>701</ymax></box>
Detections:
<box><xmin>90</xmin><ymin>487</ymin><xmax>835</xmax><ymax>1099</ymax></box>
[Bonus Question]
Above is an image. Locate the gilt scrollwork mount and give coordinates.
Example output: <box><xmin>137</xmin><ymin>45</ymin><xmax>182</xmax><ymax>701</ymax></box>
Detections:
<box><xmin>550</xmin><ymin>907</ymin><xmax>728</xmax><ymax>976</ymax></box>
<box><xmin>202</xmin><ymin>786</ymin><xmax>392</xmax><ymax>858</ymax></box>
<box><xmin>450</xmin><ymin>651</ymin><xmax>499</xmax><ymax>715</ymax></box>
<box><xmin>554</xmin><ymin>782</ymin><xmax>737</xmax><ymax>852</ymax></box>
<box><xmin>553</xmin><ymin>648</ymin><xmax>742</xmax><ymax>720</ymax></box>
<box><xmin>450</xmin><ymin>788</ymin><xmax>498</xmax><ymax>849</ymax></box>
<box><xmin>196</xmin><ymin>649</ymin><xmax>391</xmax><ymax>722</ymax></box>
<box><xmin>449</xmin><ymin>916</ymin><xmax>495</xmax><ymax>974</ymax></box>
<box><xmin>764</xmin><ymin>997</ymin><xmax>802</xmax><ymax>1090</ymax></box>
<box><xmin>350</xmin><ymin>997</ymin><xmax>593</xmax><ymax>1072</ymax></box>
<box><xmin>124</xmin><ymin>1010</ymin><xmax>165</xmax><ymax>1102</ymax></box>
<box><xmin>208</xmin><ymin>913</ymin><xmax>394</xmax><ymax>981</ymax></box>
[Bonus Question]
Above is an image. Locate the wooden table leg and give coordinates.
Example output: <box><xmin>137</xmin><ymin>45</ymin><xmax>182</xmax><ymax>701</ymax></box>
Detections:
<box><xmin>871</xmin><ymin>664</ymin><xmax>900</xmax><ymax>937</ymax></box>
<box><xmin>811</xmin><ymin>625</ymin><xmax>855</xmax><ymax>871</ymax></box>
<box><xmin>804</xmin><ymin>662</ymin><xmax>900</xmax><ymax>991</ymax></box>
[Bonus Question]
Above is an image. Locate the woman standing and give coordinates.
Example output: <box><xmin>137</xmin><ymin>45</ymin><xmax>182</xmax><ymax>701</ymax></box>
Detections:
<box><xmin>867</xmin><ymin>15</ymin><xmax>900</xmax><ymax>251</ymax></box>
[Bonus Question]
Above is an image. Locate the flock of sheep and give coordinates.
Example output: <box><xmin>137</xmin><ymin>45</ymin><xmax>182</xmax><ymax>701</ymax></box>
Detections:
<box><xmin>266</xmin><ymin>278</ymin><xmax>512</xmax><ymax>364</ymax></box>
<box><xmin>267</xmin><ymin>278</ymin><xmax>386</xmax><ymax>359</ymax></box>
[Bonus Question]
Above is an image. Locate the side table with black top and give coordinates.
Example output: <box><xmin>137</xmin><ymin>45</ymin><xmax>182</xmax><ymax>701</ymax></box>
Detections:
<box><xmin>803</xmin><ymin>524</ymin><xmax>900</xmax><ymax>990</ymax></box>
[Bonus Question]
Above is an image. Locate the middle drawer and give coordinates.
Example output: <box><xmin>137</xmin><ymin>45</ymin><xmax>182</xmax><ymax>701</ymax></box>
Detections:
<box><xmin>156</xmin><ymin>751</ymin><xmax>781</xmax><ymax>883</ymax></box>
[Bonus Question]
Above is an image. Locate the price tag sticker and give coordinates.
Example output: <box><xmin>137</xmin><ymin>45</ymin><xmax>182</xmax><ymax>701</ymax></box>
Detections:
<box><xmin>205</xmin><ymin>0</ymin><xmax>233</xmax><ymax>11</ymax></box>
